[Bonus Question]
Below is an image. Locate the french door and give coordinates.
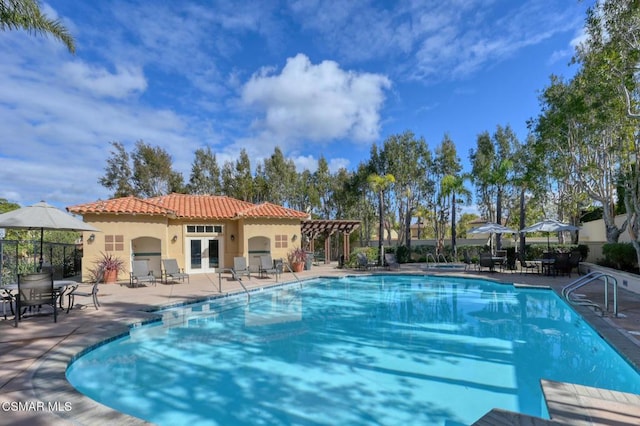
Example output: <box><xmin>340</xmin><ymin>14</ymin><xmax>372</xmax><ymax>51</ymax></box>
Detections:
<box><xmin>187</xmin><ymin>238</ymin><xmax>220</xmax><ymax>273</ymax></box>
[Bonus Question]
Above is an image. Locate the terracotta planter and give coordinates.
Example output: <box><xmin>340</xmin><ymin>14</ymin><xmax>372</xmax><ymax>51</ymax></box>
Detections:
<box><xmin>292</xmin><ymin>262</ymin><xmax>304</xmax><ymax>273</ymax></box>
<box><xmin>103</xmin><ymin>269</ymin><xmax>118</xmax><ymax>284</ymax></box>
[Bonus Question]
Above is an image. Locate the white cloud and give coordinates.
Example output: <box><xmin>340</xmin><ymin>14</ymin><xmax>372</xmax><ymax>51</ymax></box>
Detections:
<box><xmin>61</xmin><ymin>62</ymin><xmax>147</xmax><ymax>99</ymax></box>
<box><xmin>241</xmin><ymin>54</ymin><xmax>391</xmax><ymax>146</ymax></box>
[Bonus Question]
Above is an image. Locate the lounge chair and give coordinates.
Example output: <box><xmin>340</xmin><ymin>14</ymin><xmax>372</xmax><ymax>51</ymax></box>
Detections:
<box><xmin>15</xmin><ymin>272</ymin><xmax>57</xmax><ymax>327</ymax></box>
<box><xmin>233</xmin><ymin>257</ymin><xmax>251</xmax><ymax>279</ymax></box>
<box><xmin>384</xmin><ymin>253</ymin><xmax>400</xmax><ymax>270</ymax></box>
<box><xmin>129</xmin><ymin>260</ymin><xmax>156</xmax><ymax>287</ymax></box>
<box><xmin>67</xmin><ymin>268</ymin><xmax>102</xmax><ymax>311</ymax></box>
<box><xmin>162</xmin><ymin>259</ymin><xmax>190</xmax><ymax>284</ymax></box>
<box><xmin>356</xmin><ymin>252</ymin><xmax>376</xmax><ymax>270</ymax></box>
<box><xmin>259</xmin><ymin>255</ymin><xmax>280</xmax><ymax>280</ymax></box>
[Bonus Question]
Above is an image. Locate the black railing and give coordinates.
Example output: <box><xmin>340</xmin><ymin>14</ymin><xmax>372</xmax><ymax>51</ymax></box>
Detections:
<box><xmin>0</xmin><ymin>240</ymin><xmax>81</xmax><ymax>284</ymax></box>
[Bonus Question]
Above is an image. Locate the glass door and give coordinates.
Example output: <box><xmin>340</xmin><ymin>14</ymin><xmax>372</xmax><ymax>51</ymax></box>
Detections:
<box><xmin>188</xmin><ymin>238</ymin><xmax>221</xmax><ymax>273</ymax></box>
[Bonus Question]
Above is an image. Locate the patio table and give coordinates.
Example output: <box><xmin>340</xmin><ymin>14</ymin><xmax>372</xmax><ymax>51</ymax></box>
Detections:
<box><xmin>2</xmin><ymin>280</ymin><xmax>79</xmax><ymax>312</ymax></box>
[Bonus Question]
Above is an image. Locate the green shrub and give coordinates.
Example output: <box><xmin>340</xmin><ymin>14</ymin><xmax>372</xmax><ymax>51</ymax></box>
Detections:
<box><xmin>395</xmin><ymin>245</ymin><xmax>410</xmax><ymax>264</ymax></box>
<box><xmin>601</xmin><ymin>243</ymin><xmax>638</xmax><ymax>272</ymax></box>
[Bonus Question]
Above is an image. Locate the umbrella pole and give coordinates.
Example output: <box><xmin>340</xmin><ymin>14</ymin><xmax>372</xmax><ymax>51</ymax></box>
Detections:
<box><xmin>39</xmin><ymin>228</ymin><xmax>44</xmax><ymax>272</ymax></box>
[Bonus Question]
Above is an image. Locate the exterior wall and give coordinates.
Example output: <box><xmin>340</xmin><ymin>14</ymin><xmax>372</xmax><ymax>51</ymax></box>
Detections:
<box><xmin>579</xmin><ymin>215</ymin><xmax>630</xmax><ymax>243</ymax></box>
<box><xmin>240</xmin><ymin>218</ymin><xmax>302</xmax><ymax>270</ymax></box>
<box><xmin>81</xmin><ymin>214</ymin><xmax>169</xmax><ymax>282</ymax></box>
<box><xmin>81</xmin><ymin>213</ymin><xmax>303</xmax><ymax>281</ymax></box>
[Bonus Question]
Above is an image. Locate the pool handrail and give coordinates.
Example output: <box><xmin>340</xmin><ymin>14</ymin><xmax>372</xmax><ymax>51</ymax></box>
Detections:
<box><xmin>425</xmin><ymin>253</ymin><xmax>437</xmax><ymax>268</ymax></box>
<box><xmin>562</xmin><ymin>271</ymin><xmax>618</xmax><ymax>317</ymax></box>
<box><xmin>218</xmin><ymin>268</ymin><xmax>251</xmax><ymax>303</ymax></box>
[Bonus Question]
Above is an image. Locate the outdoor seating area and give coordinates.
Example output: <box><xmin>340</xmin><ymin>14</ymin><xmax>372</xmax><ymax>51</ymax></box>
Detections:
<box><xmin>259</xmin><ymin>255</ymin><xmax>281</xmax><ymax>280</ymax></box>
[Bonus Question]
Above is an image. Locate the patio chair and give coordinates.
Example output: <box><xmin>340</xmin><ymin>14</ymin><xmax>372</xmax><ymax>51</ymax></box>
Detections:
<box><xmin>356</xmin><ymin>252</ymin><xmax>376</xmax><ymax>270</ymax></box>
<box><xmin>479</xmin><ymin>253</ymin><xmax>495</xmax><ymax>272</ymax></box>
<box><xmin>519</xmin><ymin>254</ymin><xmax>540</xmax><ymax>275</ymax></box>
<box><xmin>463</xmin><ymin>250</ymin><xmax>477</xmax><ymax>271</ymax></box>
<box><xmin>233</xmin><ymin>257</ymin><xmax>251</xmax><ymax>280</ymax></box>
<box><xmin>129</xmin><ymin>260</ymin><xmax>156</xmax><ymax>287</ymax></box>
<box><xmin>67</xmin><ymin>268</ymin><xmax>102</xmax><ymax>312</ymax></box>
<box><xmin>2</xmin><ymin>288</ymin><xmax>14</xmax><ymax>320</ymax></box>
<box><xmin>15</xmin><ymin>272</ymin><xmax>56</xmax><ymax>327</ymax></box>
<box><xmin>554</xmin><ymin>252</ymin><xmax>571</xmax><ymax>277</ymax></box>
<box><xmin>259</xmin><ymin>255</ymin><xmax>280</xmax><ymax>280</ymax></box>
<box><xmin>162</xmin><ymin>259</ymin><xmax>190</xmax><ymax>284</ymax></box>
<box><xmin>568</xmin><ymin>250</ymin><xmax>582</xmax><ymax>276</ymax></box>
<box><xmin>384</xmin><ymin>253</ymin><xmax>400</xmax><ymax>270</ymax></box>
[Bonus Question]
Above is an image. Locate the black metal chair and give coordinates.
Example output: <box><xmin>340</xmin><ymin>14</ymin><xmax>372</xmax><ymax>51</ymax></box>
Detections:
<box><xmin>67</xmin><ymin>269</ymin><xmax>102</xmax><ymax>312</ymax></box>
<box><xmin>15</xmin><ymin>272</ymin><xmax>56</xmax><ymax>327</ymax></box>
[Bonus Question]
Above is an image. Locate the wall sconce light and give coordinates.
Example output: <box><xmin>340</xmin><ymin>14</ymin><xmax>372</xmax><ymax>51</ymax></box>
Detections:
<box><xmin>88</xmin><ymin>234</ymin><xmax>95</xmax><ymax>242</ymax></box>
<box><xmin>172</xmin><ymin>235</ymin><xmax>178</xmax><ymax>242</ymax></box>
<box><xmin>230</xmin><ymin>234</ymin><xmax>235</xmax><ymax>241</ymax></box>
<box><xmin>292</xmin><ymin>234</ymin><xmax>298</xmax><ymax>242</ymax></box>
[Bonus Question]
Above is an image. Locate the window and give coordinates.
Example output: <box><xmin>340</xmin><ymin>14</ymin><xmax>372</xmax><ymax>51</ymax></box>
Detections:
<box><xmin>275</xmin><ymin>234</ymin><xmax>288</xmax><ymax>249</ymax></box>
<box><xmin>186</xmin><ymin>225</ymin><xmax>223</xmax><ymax>234</ymax></box>
<box><xmin>105</xmin><ymin>235</ymin><xmax>124</xmax><ymax>251</ymax></box>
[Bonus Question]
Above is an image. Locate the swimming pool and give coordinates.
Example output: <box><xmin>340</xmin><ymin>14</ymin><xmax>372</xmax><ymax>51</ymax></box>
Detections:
<box><xmin>66</xmin><ymin>275</ymin><xmax>640</xmax><ymax>425</ymax></box>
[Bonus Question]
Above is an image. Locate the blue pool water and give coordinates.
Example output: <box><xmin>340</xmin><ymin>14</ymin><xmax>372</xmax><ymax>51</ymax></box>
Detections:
<box><xmin>66</xmin><ymin>275</ymin><xmax>640</xmax><ymax>425</ymax></box>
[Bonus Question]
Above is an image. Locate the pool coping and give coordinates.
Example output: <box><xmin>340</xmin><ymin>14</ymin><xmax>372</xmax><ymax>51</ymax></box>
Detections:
<box><xmin>22</xmin><ymin>269</ymin><xmax>640</xmax><ymax>425</ymax></box>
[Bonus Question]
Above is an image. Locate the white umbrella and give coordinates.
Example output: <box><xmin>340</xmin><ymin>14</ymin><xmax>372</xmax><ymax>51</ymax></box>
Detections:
<box><xmin>0</xmin><ymin>201</ymin><xmax>99</xmax><ymax>270</ymax></box>
<box><xmin>468</xmin><ymin>223</ymin><xmax>516</xmax><ymax>254</ymax></box>
<box><xmin>468</xmin><ymin>223</ymin><xmax>517</xmax><ymax>235</ymax></box>
<box><xmin>519</xmin><ymin>219</ymin><xmax>579</xmax><ymax>251</ymax></box>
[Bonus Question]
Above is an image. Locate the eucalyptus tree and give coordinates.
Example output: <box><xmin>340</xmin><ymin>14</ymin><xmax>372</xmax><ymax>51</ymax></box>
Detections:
<box><xmin>534</xmin><ymin>71</ymin><xmax>627</xmax><ymax>243</ymax></box>
<box><xmin>513</xmin><ymin>134</ymin><xmax>547</xmax><ymax>252</ymax></box>
<box><xmin>220</xmin><ymin>149</ymin><xmax>254</xmax><ymax>202</ymax></box>
<box><xmin>368</xmin><ymin>173</ymin><xmax>395</xmax><ymax>266</ymax></box>
<box><xmin>186</xmin><ymin>146</ymin><xmax>221</xmax><ymax>195</ymax></box>
<box><xmin>262</xmin><ymin>147</ymin><xmax>297</xmax><ymax>207</ymax></box>
<box><xmin>470</xmin><ymin>126</ymin><xmax>517</xmax><ymax>250</ymax></box>
<box><xmin>99</xmin><ymin>141</ymin><xmax>135</xmax><ymax>198</ymax></box>
<box><xmin>433</xmin><ymin>134</ymin><xmax>462</xmax><ymax>254</ymax></box>
<box><xmin>577</xmin><ymin>0</ymin><xmax>640</xmax><ymax>265</ymax></box>
<box><xmin>313</xmin><ymin>156</ymin><xmax>333</xmax><ymax>218</ymax></box>
<box><xmin>131</xmin><ymin>141</ymin><xmax>184</xmax><ymax>197</ymax></box>
<box><xmin>375</xmin><ymin>131</ymin><xmax>432</xmax><ymax>249</ymax></box>
<box><xmin>1</xmin><ymin>0</ymin><xmax>75</xmax><ymax>53</ymax></box>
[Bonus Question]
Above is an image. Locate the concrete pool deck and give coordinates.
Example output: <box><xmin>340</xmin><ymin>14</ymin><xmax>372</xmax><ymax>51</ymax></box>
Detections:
<box><xmin>2</xmin><ymin>263</ymin><xmax>640</xmax><ymax>425</ymax></box>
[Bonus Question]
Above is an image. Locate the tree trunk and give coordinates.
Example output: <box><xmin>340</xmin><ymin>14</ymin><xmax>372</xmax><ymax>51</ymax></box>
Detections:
<box><xmin>496</xmin><ymin>188</ymin><xmax>503</xmax><ymax>250</ymax></box>
<box><xmin>519</xmin><ymin>188</ymin><xmax>526</xmax><ymax>256</ymax></box>
<box><xmin>451</xmin><ymin>193</ymin><xmax>457</xmax><ymax>260</ymax></box>
<box><xmin>378</xmin><ymin>191</ymin><xmax>384</xmax><ymax>266</ymax></box>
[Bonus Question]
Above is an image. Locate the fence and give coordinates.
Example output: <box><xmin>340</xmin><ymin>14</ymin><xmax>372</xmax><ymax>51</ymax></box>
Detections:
<box><xmin>0</xmin><ymin>239</ymin><xmax>81</xmax><ymax>285</ymax></box>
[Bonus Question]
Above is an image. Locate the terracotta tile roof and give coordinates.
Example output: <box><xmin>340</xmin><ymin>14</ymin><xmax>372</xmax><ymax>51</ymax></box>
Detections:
<box><xmin>67</xmin><ymin>196</ymin><xmax>175</xmax><ymax>216</ymax></box>
<box><xmin>238</xmin><ymin>202</ymin><xmax>310</xmax><ymax>219</ymax></box>
<box><xmin>147</xmin><ymin>194</ymin><xmax>255</xmax><ymax>219</ymax></box>
<box><xmin>67</xmin><ymin>194</ymin><xmax>309</xmax><ymax>220</ymax></box>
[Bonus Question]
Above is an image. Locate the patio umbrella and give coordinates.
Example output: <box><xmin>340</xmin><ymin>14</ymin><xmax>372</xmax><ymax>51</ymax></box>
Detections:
<box><xmin>468</xmin><ymin>223</ymin><xmax>517</xmax><ymax>254</ymax></box>
<box><xmin>0</xmin><ymin>201</ymin><xmax>99</xmax><ymax>270</ymax></box>
<box><xmin>519</xmin><ymin>219</ymin><xmax>579</xmax><ymax>251</ymax></box>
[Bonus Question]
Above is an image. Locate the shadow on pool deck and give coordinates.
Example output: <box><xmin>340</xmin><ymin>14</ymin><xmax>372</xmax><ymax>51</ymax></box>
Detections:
<box><xmin>2</xmin><ymin>262</ymin><xmax>640</xmax><ymax>425</ymax></box>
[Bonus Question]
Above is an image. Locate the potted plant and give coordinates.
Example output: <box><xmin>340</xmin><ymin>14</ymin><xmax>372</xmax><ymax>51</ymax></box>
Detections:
<box><xmin>287</xmin><ymin>248</ymin><xmax>307</xmax><ymax>273</ymax></box>
<box><xmin>93</xmin><ymin>252</ymin><xmax>125</xmax><ymax>283</ymax></box>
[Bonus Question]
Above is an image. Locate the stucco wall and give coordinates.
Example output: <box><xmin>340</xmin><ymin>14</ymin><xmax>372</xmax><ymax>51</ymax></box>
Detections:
<box><xmin>80</xmin><ymin>213</ymin><xmax>303</xmax><ymax>281</ymax></box>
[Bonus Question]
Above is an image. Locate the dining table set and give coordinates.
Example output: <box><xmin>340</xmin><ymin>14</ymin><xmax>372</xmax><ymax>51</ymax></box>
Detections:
<box><xmin>1</xmin><ymin>279</ymin><xmax>80</xmax><ymax>320</ymax></box>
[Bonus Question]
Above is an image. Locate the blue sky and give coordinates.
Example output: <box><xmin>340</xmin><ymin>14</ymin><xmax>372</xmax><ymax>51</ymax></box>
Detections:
<box><xmin>0</xmin><ymin>0</ymin><xmax>591</xmax><ymax>210</ymax></box>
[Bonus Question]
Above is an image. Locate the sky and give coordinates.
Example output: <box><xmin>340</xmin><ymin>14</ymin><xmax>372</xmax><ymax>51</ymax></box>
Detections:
<box><xmin>0</xmin><ymin>0</ymin><xmax>592</xmax><ymax>211</ymax></box>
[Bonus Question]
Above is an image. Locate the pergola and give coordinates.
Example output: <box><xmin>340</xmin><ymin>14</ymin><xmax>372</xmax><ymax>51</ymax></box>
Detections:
<box><xmin>301</xmin><ymin>219</ymin><xmax>361</xmax><ymax>264</ymax></box>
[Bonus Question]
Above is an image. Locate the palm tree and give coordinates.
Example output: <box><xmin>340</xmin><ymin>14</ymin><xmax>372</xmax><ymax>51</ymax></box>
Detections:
<box><xmin>441</xmin><ymin>174</ymin><xmax>471</xmax><ymax>260</ymax></box>
<box><xmin>1</xmin><ymin>0</ymin><xmax>75</xmax><ymax>53</ymax></box>
<box><xmin>368</xmin><ymin>173</ymin><xmax>395</xmax><ymax>266</ymax></box>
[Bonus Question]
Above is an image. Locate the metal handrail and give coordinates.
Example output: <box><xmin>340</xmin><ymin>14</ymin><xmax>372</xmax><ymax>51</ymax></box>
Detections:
<box><xmin>425</xmin><ymin>253</ymin><xmax>437</xmax><ymax>268</ymax></box>
<box><xmin>281</xmin><ymin>261</ymin><xmax>302</xmax><ymax>287</ymax></box>
<box><xmin>437</xmin><ymin>253</ymin><xmax>448</xmax><ymax>264</ymax></box>
<box><xmin>217</xmin><ymin>268</ymin><xmax>250</xmax><ymax>303</ymax></box>
<box><xmin>562</xmin><ymin>271</ymin><xmax>619</xmax><ymax>317</ymax></box>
